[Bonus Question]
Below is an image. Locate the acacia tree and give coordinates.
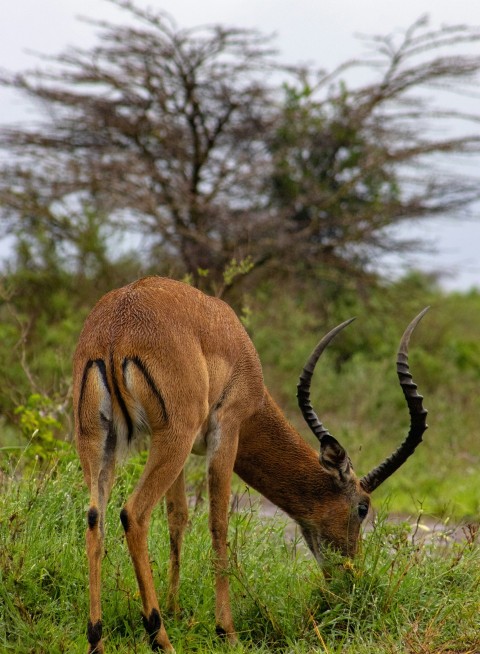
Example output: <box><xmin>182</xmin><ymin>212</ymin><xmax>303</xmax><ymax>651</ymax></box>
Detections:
<box><xmin>1</xmin><ymin>6</ymin><xmax>480</xmax><ymax>289</ymax></box>
<box><xmin>268</xmin><ymin>17</ymin><xmax>480</xmax><ymax>285</ymax></box>
<box><xmin>0</xmin><ymin>0</ymin><xmax>280</xmax><ymax>285</ymax></box>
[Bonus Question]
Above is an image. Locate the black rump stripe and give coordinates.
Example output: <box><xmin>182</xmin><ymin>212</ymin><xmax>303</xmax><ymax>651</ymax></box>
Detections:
<box><xmin>123</xmin><ymin>356</ymin><xmax>168</xmax><ymax>424</ymax></box>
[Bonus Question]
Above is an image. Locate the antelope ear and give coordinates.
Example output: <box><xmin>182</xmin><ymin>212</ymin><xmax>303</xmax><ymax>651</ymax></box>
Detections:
<box><xmin>319</xmin><ymin>435</ymin><xmax>352</xmax><ymax>480</ymax></box>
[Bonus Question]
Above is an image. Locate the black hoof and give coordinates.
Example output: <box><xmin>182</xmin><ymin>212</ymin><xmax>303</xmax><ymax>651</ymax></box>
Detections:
<box><xmin>87</xmin><ymin>619</ymin><xmax>102</xmax><ymax>651</ymax></box>
<box><xmin>215</xmin><ymin>625</ymin><xmax>227</xmax><ymax>639</ymax></box>
<box><xmin>143</xmin><ymin>608</ymin><xmax>162</xmax><ymax>649</ymax></box>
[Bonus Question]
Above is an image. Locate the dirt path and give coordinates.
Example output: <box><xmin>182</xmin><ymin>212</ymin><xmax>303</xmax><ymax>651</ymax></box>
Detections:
<box><xmin>230</xmin><ymin>493</ymin><xmax>478</xmax><ymax>546</ymax></box>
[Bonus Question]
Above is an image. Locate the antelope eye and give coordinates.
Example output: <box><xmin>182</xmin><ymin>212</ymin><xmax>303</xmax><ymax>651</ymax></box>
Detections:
<box><xmin>357</xmin><ymin>502</ymin><xmax>369</xmax><ymax>521</ymax></box>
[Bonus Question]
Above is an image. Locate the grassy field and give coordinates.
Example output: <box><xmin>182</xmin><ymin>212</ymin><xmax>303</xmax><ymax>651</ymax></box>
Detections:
<box><xmin>1</xmin><ymin>276</ymin><xmax>480</xmax><ymax>652</ymax></box>
<box><xmin>1</xmin><ymin>451</ymin><xmax>479</xmax><ymax>654</ymax></box>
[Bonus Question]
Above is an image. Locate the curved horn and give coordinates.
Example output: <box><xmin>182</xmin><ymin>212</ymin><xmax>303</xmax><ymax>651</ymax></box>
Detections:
<box><xmin>297</xmin><ymin>318</ymin><xmax>356</xmax><ymax>443</ymax></box>
<box><xmin>360</xmin><ymin>307</ymin><xmax>429</xmax><ymax>493</ymax></box>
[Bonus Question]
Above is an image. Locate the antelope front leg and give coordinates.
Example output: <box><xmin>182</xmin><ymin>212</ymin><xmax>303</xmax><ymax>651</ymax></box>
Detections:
<box><xmin>207</xmin><ymin>431</ymin><xmax>239</xmax><ymax>644</ymax></box>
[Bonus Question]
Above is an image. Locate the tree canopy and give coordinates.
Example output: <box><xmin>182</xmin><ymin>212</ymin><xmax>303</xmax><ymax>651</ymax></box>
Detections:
<box><xmin>1</xmin><ymin>2</ymin><xmax>480</xmax><ymax>289</ymax></box>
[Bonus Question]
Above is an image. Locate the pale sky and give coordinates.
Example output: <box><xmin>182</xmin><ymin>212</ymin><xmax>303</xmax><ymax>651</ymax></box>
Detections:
<box><xmin>1</xmin><ymin>0</ymin><xmax>480</xmax><ymax>290</ymax></box>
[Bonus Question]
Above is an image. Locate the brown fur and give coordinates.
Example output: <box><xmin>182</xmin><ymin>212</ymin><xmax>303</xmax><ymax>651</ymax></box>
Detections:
<box><xmin>73</xmin><ymin>276</ymin><xmax>370</xmax><ymax>652</ymax></box>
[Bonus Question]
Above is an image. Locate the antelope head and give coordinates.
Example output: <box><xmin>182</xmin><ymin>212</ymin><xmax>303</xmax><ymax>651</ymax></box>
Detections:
<box><xmin>295</xmin><ymin>309</ymin><xmax>429</xmax><ymax>563</ymax></box>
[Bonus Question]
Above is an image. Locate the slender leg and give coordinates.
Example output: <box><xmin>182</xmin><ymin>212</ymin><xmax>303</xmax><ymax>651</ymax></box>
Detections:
<box><xmin>207</xmin><ymin>425</ymin><xmax>239</xmax><ymax>643</ymax></box>
<box><xmin>165</xmin><ymin>469</ymin><xmax>189</xmax><ymax>615</ymax></box>
<box><xmin>120</xmin><ymin>434</ymin><xmax>193</xmax><ymax>652</ymax></box>
<box><xmin>76</xmin><ymin>359</ymin><xmax>117</xmax><ymax>654</ymax></box>
<box><xmin>85</xmin><ymin>457</ymin><xmax>116</xmax><ymax>654</ymax></box>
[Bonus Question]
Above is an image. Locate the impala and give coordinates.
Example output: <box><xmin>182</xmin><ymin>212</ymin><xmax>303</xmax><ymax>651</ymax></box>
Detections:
<box><xmin>73</xmin><ymin>276</ymin><xmax>428</xmax><ymax>653</ymax></box>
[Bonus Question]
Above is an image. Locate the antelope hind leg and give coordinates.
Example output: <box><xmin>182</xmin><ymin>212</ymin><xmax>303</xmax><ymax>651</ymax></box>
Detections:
<box><xmin>207</xmin><ymin>424</ymin><xmax>239</xmax><ymax>644</ymax></box>
<box><xmin>121</xmin><ymin>433</ymin><xmax>193</xmax><ymax>651</ymax></box>
<box><xmin>165</xmin><ymin>469</ymin><xmax>189</xmax><ymax>616</ymax></box>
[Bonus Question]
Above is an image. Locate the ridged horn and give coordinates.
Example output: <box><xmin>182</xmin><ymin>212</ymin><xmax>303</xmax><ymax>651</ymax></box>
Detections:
<box><xmin>360</xmin><ymin>307</ymin><xmax>429</xmax><ymax>494</ymax></box>
<box><xmin>297</xmin><ymin>318</ymin><xmax>356</xmax><ymax>444</ymax></box>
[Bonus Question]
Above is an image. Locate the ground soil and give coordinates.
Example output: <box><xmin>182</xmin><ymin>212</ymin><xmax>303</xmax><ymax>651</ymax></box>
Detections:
<box><xmin>230</xmin><ymin>493</ymin><xmax>478</xmax><ymax>546</ymax></box>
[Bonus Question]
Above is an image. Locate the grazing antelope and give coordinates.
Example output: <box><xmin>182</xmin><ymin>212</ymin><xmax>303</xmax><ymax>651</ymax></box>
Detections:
<box><xmin>73</xmin><ymin>276</ymin><xmax>428</xmax><ymax>653</ymax></box>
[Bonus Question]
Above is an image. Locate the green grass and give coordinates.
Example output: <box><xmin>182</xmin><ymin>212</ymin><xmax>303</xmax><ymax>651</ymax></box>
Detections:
<box><xmin>1</xmin><ymin>452</ymin><xmax>479</xmax><ymax>653</ymax></box>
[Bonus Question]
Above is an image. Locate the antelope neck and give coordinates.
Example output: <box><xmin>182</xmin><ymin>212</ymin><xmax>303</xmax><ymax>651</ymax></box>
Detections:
<box><xmin>234</xmin><ymin>391</ymin><xmax>326</xmax><ymax>523</ymax></box>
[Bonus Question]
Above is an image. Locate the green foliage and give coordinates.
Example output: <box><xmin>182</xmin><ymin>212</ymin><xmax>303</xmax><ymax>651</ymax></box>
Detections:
<box><xmin>182</xmin><ymin>258</ymin><xmax>255</xmax><ymax>296</ymax></box>
<box><xmin>222</xmin><ymin>256</ymin><xmax>255</xmax><ymax>288</ymax></box>
<box><xmin>13</xmin><ymin>394</ymin><xmax>67</xmax><ymax>464</ymax></box>
<box><xmin>0</xmin><ymin>271</ymin><xmax>85</xmax><ymax>416</ymax></box>
<box><xmin>272</xmin><ymin>81</ymin><xmax>398</xmax><ymax>208</ymax></box>
<box><xmin>268</xmin><ymin>80</ymin><xmax>402</xmax><ymax>278</ymax></box>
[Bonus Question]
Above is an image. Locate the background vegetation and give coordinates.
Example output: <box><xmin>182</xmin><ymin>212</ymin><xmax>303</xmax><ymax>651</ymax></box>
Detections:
<box><xmin>0</xmin><ymin>1</ymin><xmax>479</xmax><ymax>652</ymax></box>
<box><xmin>2</xmin><ymin>269</ymin><xmax>480</xmax><ymax>518</ymax></box>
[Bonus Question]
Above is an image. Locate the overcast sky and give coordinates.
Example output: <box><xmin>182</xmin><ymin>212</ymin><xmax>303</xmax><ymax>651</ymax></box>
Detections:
<box><xmin>1</xmin><ymin>0</ymin><xmax>480</xmax><ymax>290</ymax></box>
